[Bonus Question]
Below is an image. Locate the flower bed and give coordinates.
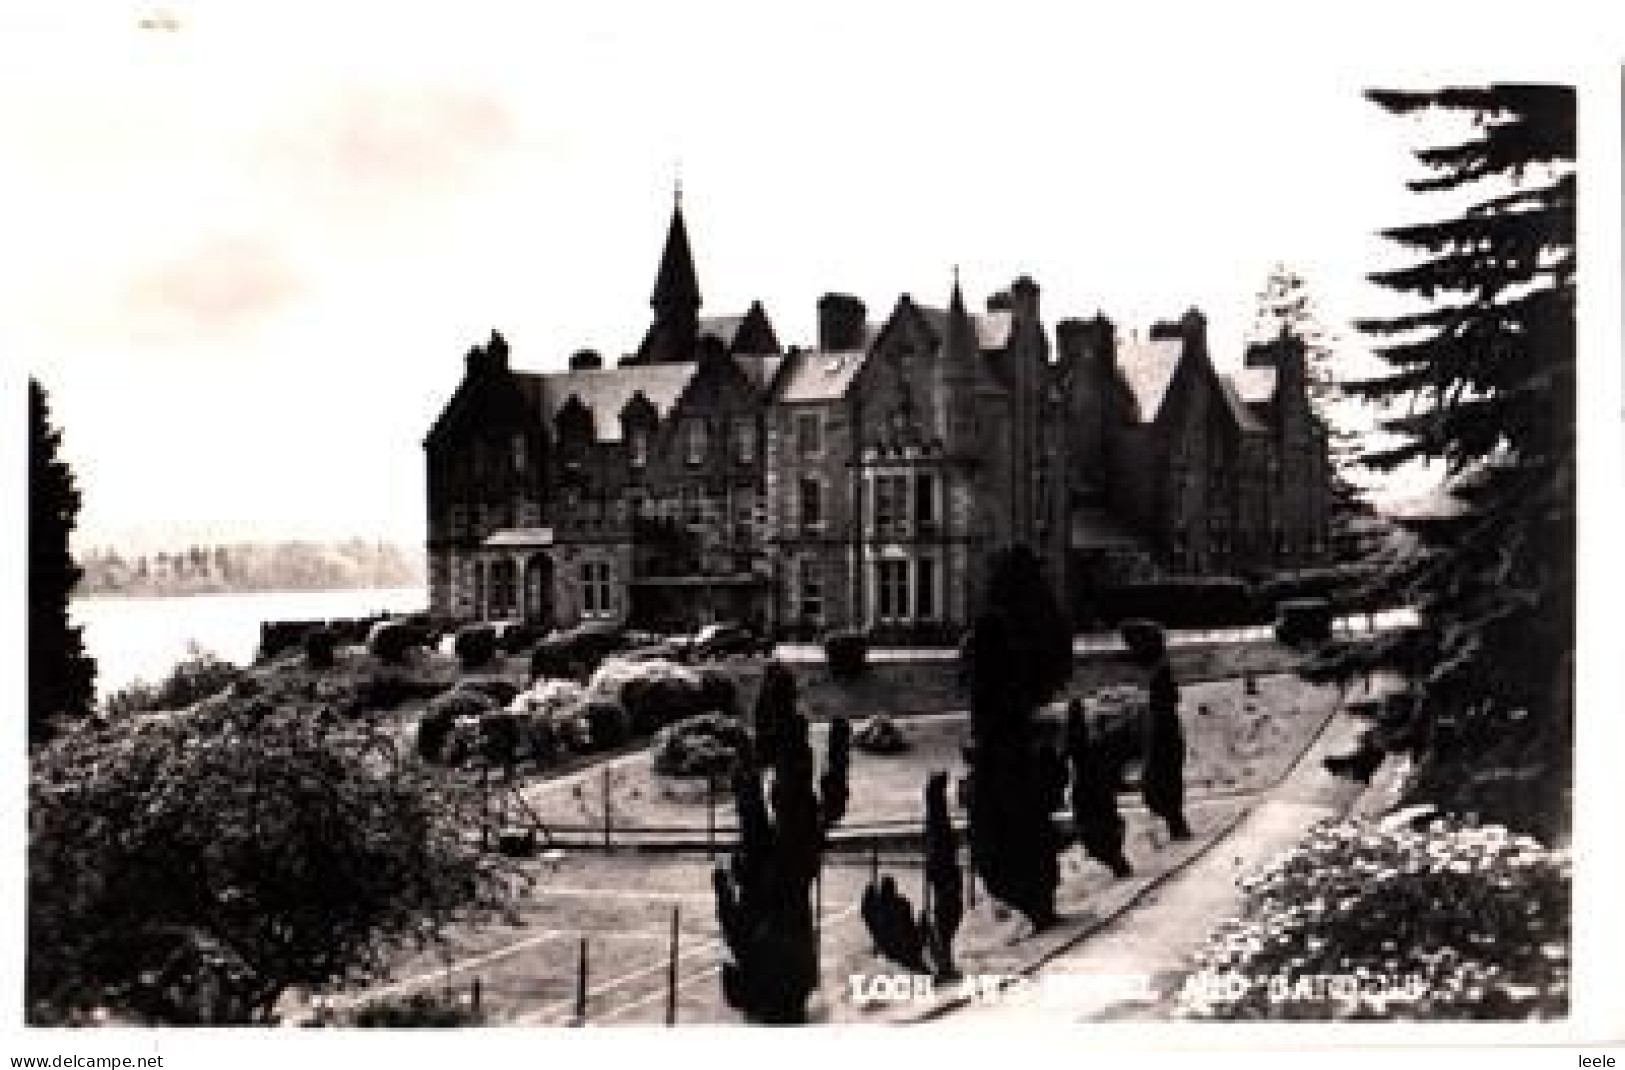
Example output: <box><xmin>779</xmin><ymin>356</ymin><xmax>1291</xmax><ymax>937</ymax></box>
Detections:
<box><xmin>1178</xmin><ymin>816</ymin><xmax>1570</xmax><ymax>1020</ymax></box>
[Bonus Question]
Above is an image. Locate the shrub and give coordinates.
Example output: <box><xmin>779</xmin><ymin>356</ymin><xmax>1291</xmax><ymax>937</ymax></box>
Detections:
<box><xmin>477</xmin><ymin>711</ymin><xmax>520</xmax><ymax>767</ymax></box>
<box><xmin>507</xmin><ymin>679</ymin><xmax>592</xmax><ymax>760</ymax></box>
<box><xmin>1275</xmin><ymin>598</ymin><xmax>1333</xmax><ymax>646</ymax></box>
<box><xmin>416</xmin><ymin>707</ymin><xmax>455</xmax><ymax>764</ymax></box>
<box><xmin>354</xmin><ymin>672</ymin><xmax>449</xmax><ymax>712</ymax></box>
<box><xmin>1084</xmin><ymin>578</ymin><xmax>1250</xmax><ymax>629</ymax></box>
<box><xmin>588</xmin><ymin>657</ymin><xmax>705</xmax><ymax>734</ymax></box>
<box><xmin>529</xmin><ymin>622</ymin><xmax>627</xmax><ymax>681</ymax></box>
<box><xmin>651</xmin><ymin>713</ymin><xmax>752</xmax><ymax>779</ymax></box>
<box><xmin>582</xmin><ymin>701</ymin><xmax>632</xmax><ymax>751</ymax></box>
<box><xmin>103</xmin><ymin>644</ymin><xmax>242</xmax><ymax>718</ymax></box>
<box><xmin>697</xmin><ymin>669</ymin><xmax>741</xmax><ymax>719</ymax></box>
<box><xmin>458</xmin><ymin>675</ymin><xmax>521</xmax><ymax>708</ymax></box>
<box><xmin>454</xmin><ymin>624</ymin><xmax>499</xmax><ymax>671</ymax></box>
<box><xmin>1119</xmin><ymin>618</ymin><xmax>1167</xmax><ymax>663</ymax></box>
<box><xmin>323</xmin><ymin>991</ymin><xmax>486</xmax><ymax>1028</ymax></box>
<box><xmin>853</xmin><ymin>714</ymin><xmax>909</xmax><ymax>755</ymax></box>
<box><xmin>824</xmin><ymin>631</ymin><xmax>870</xmax><ymax>680</ymax></box>
<box><xmin>1180</xmin><ymin>817</ymin><xmax>1570</xmax><ymax>1020</ymax></box>
<box><xmin>256</xmin><ymin>621</ymin><xmax>324</xmax><ymax>664</ymax></box>
<box><xmin>497</xmin><ymin>621</ymin><xmax>547</xmax><ymax>654</ymax></box>
<box><xmin>367</xmin><ymin>621</ymin><xmax>421</xmax><ymax>666</ymax></box>
<box><xmin>27</xmin><ymin>696</ymin><xmax>513</xmax><ymax>1024</ymax></box>
<box><xmin>303</xmin><ymin>628</ymin><xmax>338</xmax><ymax>670</ymax></box>
<box><xmin>420</xmin><ymin>689</ymin><xmax>497</xmax><ymax>763</ymax></box>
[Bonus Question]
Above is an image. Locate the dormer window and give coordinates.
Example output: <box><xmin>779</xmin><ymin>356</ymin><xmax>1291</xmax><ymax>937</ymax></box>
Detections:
<box><xmin>630</xmin><ymin>428</ymin><xmax>650</xmax><ymax>469</ymax></box>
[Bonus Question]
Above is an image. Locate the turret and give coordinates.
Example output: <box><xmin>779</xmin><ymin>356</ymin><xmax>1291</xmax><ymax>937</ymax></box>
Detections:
<box><xmin>633</xmin><ymin>190</ymin><xmax>703</xmax><ymax>364</ymax></box>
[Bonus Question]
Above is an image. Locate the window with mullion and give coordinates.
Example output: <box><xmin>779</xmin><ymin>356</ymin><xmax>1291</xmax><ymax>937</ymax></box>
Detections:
<box><xmin>915</xmin><ymin>556</ymin><xmax>936</xmax><ymax>620</ymax></box>
<box><xmin>874</xmin><ymin>474</ymin><xmax>908</xmax><ymax>537</ymax></box>
<box><xmin>876</xmin><ymin>559</ymin><xmax>909</xmax><ymax>622</ymax></box>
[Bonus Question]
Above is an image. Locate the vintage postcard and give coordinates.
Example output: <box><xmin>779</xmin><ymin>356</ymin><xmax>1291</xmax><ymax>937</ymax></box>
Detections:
<box><xmin>5</xmin><ymin>2</ymin><xmax>1619</xmax><ymax>1065</ymax></box>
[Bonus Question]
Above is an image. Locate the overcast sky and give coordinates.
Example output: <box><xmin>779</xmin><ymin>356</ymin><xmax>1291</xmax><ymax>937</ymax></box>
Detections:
<box><xmin>0</xmin><ymin>0</ymin><xmax>1603</xmax><ymax>551</ymax></box>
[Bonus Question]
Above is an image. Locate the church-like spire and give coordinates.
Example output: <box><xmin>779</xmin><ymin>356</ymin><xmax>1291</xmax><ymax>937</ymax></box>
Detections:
<box><xmin>943</xmin><ymin>268</ymin><xmax>980</xmax><ymax>375</ymax></box>
<box><xmin>650</xmin><ymin>188</ymin><xmax>701</xmax><ymax>314</ymax></box>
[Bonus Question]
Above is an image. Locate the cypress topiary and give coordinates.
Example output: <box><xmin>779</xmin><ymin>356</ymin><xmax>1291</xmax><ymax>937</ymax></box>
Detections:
<box><xmin>713</xmin><ymin>694</ymin><xmax>847</xmax><ymax>1023</ymax></box>
<box><xmin>819</xmin><ymin>717</ymin><xmax>851</xmax><ymax>833</ymax></box>
<box><xmin>1065</xmin><ymin>699</ymin><xmax>1132</xmax><ymax>878</ymax></box>
<box><xmin>751</xmin><ymin>660</ymin><xmax>796</xmax><ymax>767</ymax></box>
<box><xmin>921</xmin><ymin>771</ymin><xmax>963</xmax><ymax>980</ymax></box>
<box><xmin>961</xmin><ymin>545</ymin><xmax>1072</xmax><ymax>931</ymax></box>
<box><xmin>1126</xmin><ymin>621</ymin><xmax>1191</xmax><ymax>841</ymax></box>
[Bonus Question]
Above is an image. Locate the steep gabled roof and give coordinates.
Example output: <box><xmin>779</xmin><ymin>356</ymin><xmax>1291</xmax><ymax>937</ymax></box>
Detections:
<box><xmin>1216</xmin><ymin>374</ymin><xmax>1267</xmax><ymax>432</ymax></box>
<box><xmin>697</xmin><ymin>302</ymin><xmax>781</xmax><ymax>356</ymax></box>
<box><xmin>1112</xmin><ymin>337</ymin><xmax>1185</xmax><ymax>422</ymax></box>
<box><xmin>698</xmin><ymin>315</ymin><xmax>744</xmax><ymax>348</ymax></box>
<box><xmin>516</xmin><ymin>363</ymin><xmax>696</xmax><ymax>443</ymax></box>
<box><xmin>735</xmin><ymin>353</ymin><xmax>788</xmax><ymax>393</ymax></box>
<box><xmin>911</xmin><ymin>305</ymin><xmax>1015</xmax><ymax>351</ymax></box>
<box><xmin>772</xmin><ymin>347</ymin><xmax>869</xmax><ymax>403</ymax></box>
<box><xmin>1231</xmin><ymin>365</ymin><xmax>1278</xmax><ymax>405</ymax></box>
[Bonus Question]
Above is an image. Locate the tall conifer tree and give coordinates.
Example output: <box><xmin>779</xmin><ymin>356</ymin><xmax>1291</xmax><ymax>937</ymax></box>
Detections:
<box><xmin>28</xmin><ymin>379</ymin><xmax>97</xmax><ymax>747</ymax></box>
<box><xmin>1316</xmin><ymin>85</ymin><xmax>1575</xmax><ymax>836</ymax></box>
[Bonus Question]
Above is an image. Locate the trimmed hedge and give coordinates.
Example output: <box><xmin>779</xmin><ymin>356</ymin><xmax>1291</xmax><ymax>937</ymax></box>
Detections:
<box><xmin>1275</xmin><ymin>598</ymin><xmax>1333</xmax><ymax>646</ymax></box>
<box><xmin>529</xmin><ymin>622</ymin><xmax>628</xmax><ymax>681</ymax></box>
<box><xmin>454</xmin><ymin>624</ymin><xmax>498</xmax><ymax>671</ymax></box>
<box><xmin>824</xmin><ymin>631</ymin><xmax>870</xmax><ymax>680</ymax></box>
<box><xmin>1079</xmin><ymin>564</ymin><xmax>1390</xmax><ymax>632</ymax></box>
<box><xmin>302</xmin><ymin>627</ymin><xmax>338</xmax><ymax>670</ymax></box>
<box><xmin>1087</xmin><ymin>578</ymin><xmax>1257</xmax><ymax>629</ymax></box>
<box><xmin>367</xmin><ymin>621</ymin><xmax>424</xmax><ymax>665</ymax></box>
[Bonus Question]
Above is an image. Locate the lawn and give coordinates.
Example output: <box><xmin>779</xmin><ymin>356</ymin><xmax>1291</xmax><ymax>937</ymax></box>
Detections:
<box><xmin>513</xmin><ymin>673</ymin><xmax>1349</xmax><ymax>837</ymax></box>
<box><xmin>294</xmin><ymin>794</ymin><xmax>1254</xmax><ymax>1025</ymax></box>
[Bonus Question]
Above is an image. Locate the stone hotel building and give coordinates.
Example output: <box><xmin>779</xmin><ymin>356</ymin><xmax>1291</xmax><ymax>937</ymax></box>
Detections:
<box><xmin>424</xmin><ymin>198</ymin><xmax>1330</xmax><ymax>634</ymax></box>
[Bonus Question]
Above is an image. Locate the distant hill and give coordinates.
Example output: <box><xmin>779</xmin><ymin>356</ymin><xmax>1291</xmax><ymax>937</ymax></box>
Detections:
<box><xmin>75</xmin><ymin>539</ymin><xmax>426</xmax><ymax>598</ymax></box>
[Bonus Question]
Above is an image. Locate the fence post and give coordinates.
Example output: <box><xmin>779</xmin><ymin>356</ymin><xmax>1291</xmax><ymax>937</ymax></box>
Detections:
<box><xmin>480</xmin><ymin>764</ymin><xmax>491</xmax><ymax>851</ymax></box>
<box><xmin>666</xmin><ymin>905</ymin><xmax>680</xmax><ymax>1026</ymax></box>
<box><xmin>813</xmin><ymin>856</ymin><xmax>823</xmax><ymax>987</ymax></box>
<box><xmin>573</xmin><ymin>936</ymin><xmax>589</xmax><ymax>1026</ymax></box>
<box><xmin>470</xmin><ymin>976</ymin><xmax>481</xmax><ymax>1015</ymax></box>
<box><xmin>707</xmin><ymin>776</ymin><xmax>716</xmax><ymax>859</ymax></box>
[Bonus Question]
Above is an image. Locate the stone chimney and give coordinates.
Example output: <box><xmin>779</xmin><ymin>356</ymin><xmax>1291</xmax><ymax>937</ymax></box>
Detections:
<box><xmin>1179</xmin><ymin>307</ymin><xmax>1207</xmax><ymax>348</ymax></box>
<box><xmin>465</xmin><ymin>331</ymin><xmax>511</xmax><ymax>378</ymax></box>
<box><xmin>817</xmin><ymin>293</ymin><xmax>867</xmax><ymax>351</ymax></box>
<box><xmin>1009</xmin><ymin>275</ymin><xmax>1040</xmax><ymax>321</ymax></box>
